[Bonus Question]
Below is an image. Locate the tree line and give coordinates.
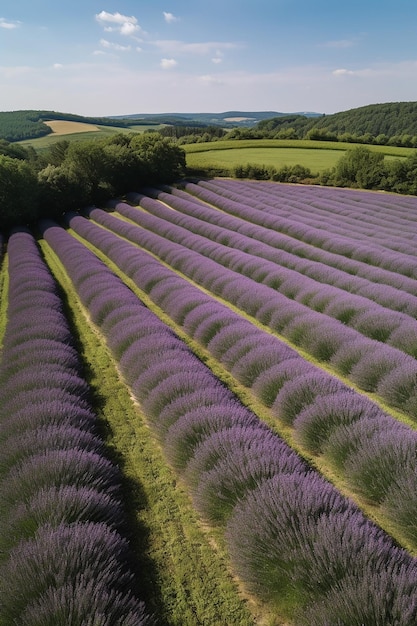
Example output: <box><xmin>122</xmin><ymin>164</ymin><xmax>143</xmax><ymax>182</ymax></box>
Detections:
<box><xmin>2</xmin><ymin>136</ymin><xmax>417</xmax><ymax>231</ymax></box>
<box><xmin>230</xmin><ymin>146</ymin><xmax>417</xmax><ymax>196</ymax></box>
<box><xmin>170</xmin><ymin>102</ymin><xmax>417</xmax><ymax>148</ymax></box>
<box><xmin>0</xmin><ymin>133</ymin><xmax>186</xmax><ymax>230</ymax></box>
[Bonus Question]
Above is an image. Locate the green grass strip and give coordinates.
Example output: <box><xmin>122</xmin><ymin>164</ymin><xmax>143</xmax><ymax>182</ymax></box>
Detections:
<box><xmin>0</xmin><ymin>252</ymin><xmax>9</xmax><ymax>353</ymax></box>
<box><xmin>39</xmin><ymin>239</ymin><xmax>259</xmax><ymax>626</ymax></box>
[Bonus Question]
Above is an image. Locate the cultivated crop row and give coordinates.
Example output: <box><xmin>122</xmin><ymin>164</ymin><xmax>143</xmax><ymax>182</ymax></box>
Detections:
<box><xmin>0</xmin><ymin>230</ymin><xmax>153</xmax><ymax>625</ymax></box>
<box><xmin>125</xmin><ymin>187</ymin><xmax>417</xmax><ymax>318</ymax></box>
<box><xmin>147</xmin><ymin>183</ymin><xmax>417</xmax><ymax>298</ymax></box>
<box><xmin>41</xmin><ymin>218</ymin><xmax>417</xmax><ymax>625</ymax></box>
<box><xmin>111</xmin><ymin>191</ymin><xmax>417</xmax><ymax>360</ymax></box>
<box><xmin>186</xmin><ymin>179</ymin><xmax>417</xmax><ymax>277</ymax></box>
<box><xmin>66</xmin><ymin>210</ymin><xmax>417</xmax><ymax>550</ymax></box>
<box><xmin>195</xmin><ymin>178</ymin><xmax>417</xmax><ymax>258</ymax></box>
<box><xmin>82</xmin><ymin>202</ymin><xmax>417</xmax><ymax>423</ymax></box>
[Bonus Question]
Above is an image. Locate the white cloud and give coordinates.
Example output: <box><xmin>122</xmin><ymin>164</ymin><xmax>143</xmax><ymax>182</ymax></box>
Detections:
<box><xmin>163</xmin><ymin>12</ymin><xmax>178</xmax><ymax>23</ymax></box>
<box><xmin>212</xmin><ymin>50</ymin><xmax>224</xmax><ymax>64</ymax></box>
<box><xmin>53</xmin><ymin>63</ymin><xmax>63</xmax><ymax>69</ymax></box>
<box><xmin>160</xmin><ymin>58</ymin><xmax>178</xmax><ymax>69</ymax></box>
<box><xmin>198</xmin><ymin>74</ymin><xmax>224</xmax><ymax>85</ymax></box>
<box><xmin>95</xmin><ymin>11</ymin><xmax>143</xmax><ymax>37</ymax></box>
<box><xmin>153</xmin><ymin>39</ymin><xmax>238</xmax><ymax>56</ymax></box>
<box><xmin>0</xmin><ymin>17</ymin><xmax>20</xmax><ymax>29</ymax></box>
<box><xmin>100</xmin><ymin>38</ymin><xmax>131</xmax><ymax>52</ymax></box>
<box><xmin>333</xmin><ymin>68</ymin><xmax>356</xmax><ymax>76</ymax></box>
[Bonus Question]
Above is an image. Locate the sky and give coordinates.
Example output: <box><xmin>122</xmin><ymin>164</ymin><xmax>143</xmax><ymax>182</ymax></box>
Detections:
<box><xmin>1</xmin><ymin>1</ymin><xmax>417</xmax><ymax>117</ymax></box>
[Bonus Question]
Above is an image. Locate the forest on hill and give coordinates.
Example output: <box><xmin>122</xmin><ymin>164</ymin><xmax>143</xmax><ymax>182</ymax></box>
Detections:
<box><xmin>2</xmin><ymin>102</ymin><xmax>417</xmax><ymax>145</ymax></box>
<box><xmin>247</xmin><ymin>102</ymin><xmax>417</xmax><ymax>146</ymax></box>
<box><xmin>0</xmin><ymin>110</ymin><xmax>135</xmax><ymax>142</ymax></box>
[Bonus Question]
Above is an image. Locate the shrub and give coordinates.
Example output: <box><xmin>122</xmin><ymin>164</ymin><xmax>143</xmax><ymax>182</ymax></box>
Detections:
<box><xmin>323</xmin><ymin>415</ymin><xmax>398</xmax><ymax>470</ymax></box>
<box><xmin>163</xmin><ymin>404</ymin><xmax>259</xmax><ymax>471</ymax></box>
<box><xmin>376</xmin><ymin>362</ymin><xmax>417</xmax><ymax>410</ymax></box>
<box><xmin>224</xmin><ymin>472</ymin><xmax>351</xmax><ymax>603</ymax></box>
<box><xmin>293</xmin><ymin>391</ymin><xmax>382</xmax><ymax>455</ymax></box>
<box><xmin>300</xmin><ymin>562</ymin><xmax>417</xmax><ymax>626</ymax></box>
<box><xmin>183</xmin><ymin>425</ymin><xmax>274</xmax><ymax>490</ymax></box>
<box><xmin>1</xmin><ymin>486</ymin><xmax>124</xmax><ymax>551</ymax></box>
<box><xmin>141</xmin><ymin>371</ymin><xmax>226</xmax><ymax>425</ymax></box>
<box><xmin>272</xmin><ymin>372</ymin><xmax>346</xmax><ymax>425</ymax></box>
<box><xmin>382</xmin><ymin>471</ymin><xmax>417</xmax><ymax>544</ymax></box>
<box><xmin>193</xmin><ymin>438</ymin><xmax>304</xmax><ymax>525</ymax></box>
<box><xmin>352</xmin><ymin>309</ymin><xmax>403</xmax><ymax>342</ymax></box>
<box><xmin>0</xmin><ymin>425</ymin><xmax>103</xmax><ymax>474</ymax></box>
<box><xmin>0</xmin><ymin>522</ymin><xmax>153</xmax><ymax>625</ymax></box>
<box><xmin>350</xmin><ymin>348</ymin><xmax>406</xmax><ymax>392</ymax></box>
<box><xmin>329</xmin><ymin>338</ymin><xmax>379</xmax><ymax>375</ymax></box>
<box><xmin>155</xmin><ymin>387</ymin><xmax>233</xmax><ymax>438</ymax></box>
<box><xmin>206</xmin><ymin>322</ymin><xmax>259</xmax><ymax>359</ymax></box>
<box><xmin>251</xmin><ymin>358</ymin><xmax>310</xmax><ymax>407</ymax></box>
<box><xmin>230</xmin><ymin>343</ymin><xmax>296</xmax><ymax>387</ymax></box>
<box><xmin>344</xmin><ymin>429</ymin><xmax>417</xmax><ymax>503</ymax></box>
<box><xmin>0</xmin><ymin>449</ymin><xmax>121</xmax><ymax>506</ymax></box>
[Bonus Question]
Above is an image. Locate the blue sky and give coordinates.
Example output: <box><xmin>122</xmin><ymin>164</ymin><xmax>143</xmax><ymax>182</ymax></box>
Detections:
<box><xmin>1</xmin><ymin>1</ymin><xmax>417</xmax><ymax>116</ymax></box>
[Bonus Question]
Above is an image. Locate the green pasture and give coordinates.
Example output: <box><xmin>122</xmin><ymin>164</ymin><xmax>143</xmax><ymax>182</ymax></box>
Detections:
<box><xmin>184</xmin><ymin>139</ymin><xmax>412</xmax><ymax>174</ymax></box>
<box><xmin>186</xmin><ymin>146</ymin><xmax>341</xmax><ymax>173</ymax></box>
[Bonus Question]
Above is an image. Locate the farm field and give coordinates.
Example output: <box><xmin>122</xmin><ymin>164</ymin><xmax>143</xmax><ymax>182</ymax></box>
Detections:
<box><xmin>18</xmin><ymin>120</ymin><xmax>164</xmax><ymax>150</ymax></box>
<box><xmin>183</xmin><ymin>139</ymin><xmax>412</xmax><ymax>174</ymax></box>
<box><xmin>185</xmin><ymin>146</ymin><xmax>342</xmax><ymax>172</ymax></box>
<box><xmin>1</xmin><ymin>179</ymin><xmax>417</xmax><ymax>624</ymax></box>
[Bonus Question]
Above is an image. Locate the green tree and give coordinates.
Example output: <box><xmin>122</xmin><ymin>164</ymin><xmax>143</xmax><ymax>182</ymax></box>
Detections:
<box><xmin>37</xmin><ymin>163</ymin><xmax>90</xmax><ymax>217</ymax></box>
<box><xmin>383</xmin><ymin>151</ymin><xmax>417</xmax><ymax>195</ymax></box>
<box><xmin>129</xmin><ymin>133</ymin><xmax>186</xmax><ymax>183</ymax></box>
<box><xmin>0</xmin><ymin>155</ymin><xmax>39</xmax><ymax>228</ymax></box>
<box><xmin>333</xmin><ymin>146</ymin><xmax>386</xmax><ymax>189</ymax></box>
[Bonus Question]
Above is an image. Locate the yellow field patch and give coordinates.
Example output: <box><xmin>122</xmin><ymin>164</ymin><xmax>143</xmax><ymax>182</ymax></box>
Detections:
<box><xmin>44</xmin><ymin>120</ymin><xmax>100</xmax><ymax>135</ymax></box>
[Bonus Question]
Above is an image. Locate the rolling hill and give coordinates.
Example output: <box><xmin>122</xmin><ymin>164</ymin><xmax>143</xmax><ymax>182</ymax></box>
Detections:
<box><xmin>2</xmin><ymin>102</ymin><xmax>417</xmax><ymax>144</ymax></box>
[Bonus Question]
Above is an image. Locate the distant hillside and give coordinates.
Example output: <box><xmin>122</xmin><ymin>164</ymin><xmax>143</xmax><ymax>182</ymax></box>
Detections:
<box><xmin>111</xmin><ymin>111</ymin><xmax>322</xmax><ymax>128</ymax></box>
<box><xmin>0</xmin><ymin>110</ymin><xmax>137</xmax><ymax>142</ymax></box>
<box><xmin>0</xmin><ymin>110</ymin><xmax>321</xmax><ymax>142</ymax></box>
<box><xmin>256</xmin><ymin>102</ymin><xmax>417</xmax><ymax>145</ymax></box>
<box><xmin>2</xmin><ymin>103</ymin><xmax>417</xmax><ymax>144</ymax></box>
<box><xmin>307</xmin><ymin>102</ymin><xmax>417</xmax><ymax>138</ymax></box>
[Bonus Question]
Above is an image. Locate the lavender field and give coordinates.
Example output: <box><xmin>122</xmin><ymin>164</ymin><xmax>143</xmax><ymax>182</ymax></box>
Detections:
<box><xmin>1</xmin><ymin>179</ymin><xmax>417</xmax><ymax>625</ymax></box>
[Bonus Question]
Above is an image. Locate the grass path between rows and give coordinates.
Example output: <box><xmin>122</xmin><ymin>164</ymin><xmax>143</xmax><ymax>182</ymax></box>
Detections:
<box><xmin>39</xmin><ymin>239</ymin><xmax>270</xmax><ymax>626</ymax></box>
<box><xmin>0</xmin><ymin>253</ymin><xmax>9</xmax><ymax>353</ymax></box>
<box><xmin>69</xmin><ymin>217</ymin><xmax>417</xmax><ymax>562</ymax></box>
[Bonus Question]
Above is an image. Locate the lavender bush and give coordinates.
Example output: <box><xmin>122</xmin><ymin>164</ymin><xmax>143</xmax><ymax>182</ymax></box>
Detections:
<box><xmin>0</xmin><ymin>228</ymin><xmax>153</xmax><ymax>624</ymax></box>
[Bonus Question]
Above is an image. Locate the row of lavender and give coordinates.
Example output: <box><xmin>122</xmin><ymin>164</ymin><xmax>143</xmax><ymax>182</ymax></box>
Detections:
<box><xmin>228</xmin><ymin>181</ymin><xmax>417</xmax><ymax>252</ymax></box>
<box><xmin>237</xmin><ymin>180</ymin><xmax>417</xmax><ymax>254</ymax></box>
<box><xmin>67</xmin><ymin>211</ymin><xmax>417</xmax><ymax>548</ymax></box>
<box><xmin>186</xmin><ymin>179</ymin><xmax>417</xmax><ymax>279</ymax></box>
<box><xmin>157</xmin><ymin>183</ymin><xmax>417</xmax><ymax>298</ymax></box>
<box><xmin>0</xmin><ymin>230</ymin><xmax>153</xmax><ymax>625</ymax></box>
<box><xmin>42</xmin><ymin>218</ymin><xmax>417</xmax><ymax>625</ymax></box>
<box><xmin>198</xmin><ymin>178</ymin><xmax>417</xmax><ymax>258</ymax></box>
<box><xmin>135</xmin><ymin>185</ymin><xmax>417</xmax><ymax>318</ymax></box>
<box><xmin>113</xmin><ymin>190</ymin><xmax>417</xmax><ymax>356</ymax></box>
<box><xmin>85</xmin><ymin>203</ymin><xmax>417</xmax><ymax>421</ymax></box>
